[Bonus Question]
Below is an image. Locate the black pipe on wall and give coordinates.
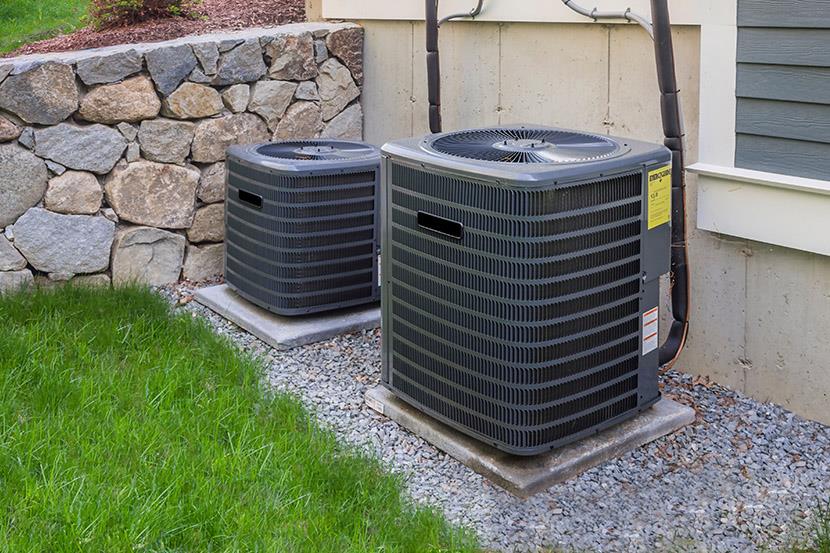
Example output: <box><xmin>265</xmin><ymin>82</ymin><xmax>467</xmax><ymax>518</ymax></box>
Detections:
<box><xmin>426</xmin><ymin>0</ymin><xmax>442</xmax><ymax>133</ymax></box>
<box><xmin>650</xmin><ymin>0</ymin><xmax>690</xmax><ymax>369</ymax></box>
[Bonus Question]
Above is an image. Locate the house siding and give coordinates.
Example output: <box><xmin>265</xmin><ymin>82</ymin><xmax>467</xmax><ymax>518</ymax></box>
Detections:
<box><xmin>736</xmin><ymin>0</ymin><xmax>830</xmax><ymax>180</ymax></box>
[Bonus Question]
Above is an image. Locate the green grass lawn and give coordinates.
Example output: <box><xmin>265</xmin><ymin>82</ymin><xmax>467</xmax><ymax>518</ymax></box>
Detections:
<box><xmin>0</xmin><ymin>285</ymin><xmax>478</xmax><ymax>552</ymax></box>
<box><xmin>0</xmin><ymin>0</ymin><xmax>88</xmax><ymax>55</ymax></box>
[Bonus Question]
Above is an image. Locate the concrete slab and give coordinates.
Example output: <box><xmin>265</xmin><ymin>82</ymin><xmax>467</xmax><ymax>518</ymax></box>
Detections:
<box><xmin>194</xmin><ymin>284</ymin><xmax>380</xmax><ymax>350</ymax></box>
<box><xmin>365</xmin><ymin>386</ymin><xmax>696</xmax><ymax>498</ymax></box>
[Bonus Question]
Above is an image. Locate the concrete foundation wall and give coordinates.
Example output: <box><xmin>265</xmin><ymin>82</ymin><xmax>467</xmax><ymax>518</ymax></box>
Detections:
<box><xmin>355</xmin><ymin>20</ymin><xmax>830</xmax><ymax>425</ymax></box>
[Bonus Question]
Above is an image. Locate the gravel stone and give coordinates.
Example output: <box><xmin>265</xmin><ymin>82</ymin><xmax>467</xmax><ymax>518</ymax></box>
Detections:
<box><xmin>168</xmin><ymin>284</ymin><xmax>830</xmax><ymax>553</ymax></box>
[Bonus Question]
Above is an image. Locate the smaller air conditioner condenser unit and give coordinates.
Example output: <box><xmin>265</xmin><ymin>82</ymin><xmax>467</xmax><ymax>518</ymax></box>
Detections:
<box><xmin>225</xmin><ymin>140</ymin><xmax>381</xmax><ymax>316</ymax></box>
<box><xmin>381</xmin><ymin>126</ymin><xmax>673</xmax><ymax>455</ymax></box>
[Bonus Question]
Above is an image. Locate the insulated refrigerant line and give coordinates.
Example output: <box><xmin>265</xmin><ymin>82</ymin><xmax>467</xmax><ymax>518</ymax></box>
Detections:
<box><xmin>563</xmin><ymin>0</ymin><xmax>691</xmax><ymax>371</ymax></box>
<box><xmin>644</xmin><ymin>0</ymin><xmax>691</xmax><ymax>371</ymax></box>
<box><xmin>424</xmin><ymin>0</ymin><xmax>691</xmax><ymax>371</ymax></box>
<box><xmin>439</xmin><ymin>0</ymin><xmax>484</xmax><ymax>27</ymax></box>
<box><xmin>562</xmin><ymin>0</ymin><xmax>654</xmax><ymax>36</ymax></box>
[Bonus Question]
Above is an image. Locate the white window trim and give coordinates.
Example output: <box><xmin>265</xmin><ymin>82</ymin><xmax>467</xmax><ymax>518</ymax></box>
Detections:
<box><xmin>690</xmin><ymin>164</ymin><xmax>830</xmax><ymax>256</ymax></box>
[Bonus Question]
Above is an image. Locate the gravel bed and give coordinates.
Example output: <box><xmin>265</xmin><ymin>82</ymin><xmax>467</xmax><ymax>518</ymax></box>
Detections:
<box><xmin>162</xmin><ymin>284</ymin><xmax>829</xmax><ymax>552</ymax></box>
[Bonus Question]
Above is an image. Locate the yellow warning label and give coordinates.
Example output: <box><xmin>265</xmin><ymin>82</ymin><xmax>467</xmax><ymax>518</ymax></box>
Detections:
<box><xmin>647</xmin><ymin>165</ymin><xmax>672</xmax><ymax>230</ymax></box>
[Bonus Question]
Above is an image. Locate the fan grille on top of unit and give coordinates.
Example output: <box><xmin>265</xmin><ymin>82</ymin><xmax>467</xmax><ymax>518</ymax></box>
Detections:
<box><xmin>426</xmin><ymin>127</ymin><xmax>624</xmax><ymax>164</ymax></box>
<box><xmin>256</xmin><ymin>141</ymin><xmax>378</xmax><ymax>161</ymax></box>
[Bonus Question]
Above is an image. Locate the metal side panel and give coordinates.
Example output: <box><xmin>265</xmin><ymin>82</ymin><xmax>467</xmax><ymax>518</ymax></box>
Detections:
<box><xmin>381</xmin><ymin>156</ymin><xmax>395</xmax><ymax>384</ymax></box>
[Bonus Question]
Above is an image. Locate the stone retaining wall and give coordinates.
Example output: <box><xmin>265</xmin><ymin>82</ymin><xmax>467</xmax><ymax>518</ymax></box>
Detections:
<box><xmin>0</xmin><ymin>22</ymin><xmax>364</xmax><ymax>292</ymax></box>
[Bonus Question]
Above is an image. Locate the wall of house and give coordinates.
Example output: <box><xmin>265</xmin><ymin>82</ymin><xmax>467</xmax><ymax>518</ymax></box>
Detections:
<box><xmin>0</xmin><ymin>22</ymin><xmax>364</xmax><ymax>290</ymax></box>
<box><xmin>348</xmin><ymin>17</ymin><xmax>830</xmax><ymax>425</ymax></box>
<box><xmin>736</xmin><ymin>0</ymin><xmax>830</xmax><ymax>179</ymax></box>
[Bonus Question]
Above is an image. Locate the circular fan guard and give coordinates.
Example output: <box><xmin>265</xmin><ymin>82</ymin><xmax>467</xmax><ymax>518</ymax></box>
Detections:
<box><xmin>257</xmin><ymin>141</ymin><xmax>377</xmax><ymax>161</ymax></box>
<box><xmin>425</xmin><ymin>128</ymin><xmax>625</xmax><ymax>164</ymax></box>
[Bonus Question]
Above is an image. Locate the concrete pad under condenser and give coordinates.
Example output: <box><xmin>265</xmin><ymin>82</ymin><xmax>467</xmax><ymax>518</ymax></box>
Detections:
<box><xmin>365</xmin><ymin>386</ymin><xmax>695</xmax><ymax>498</ymax></box>
<box><xmin>194</xmin><ymin>284</ymin><xmax>380</xmax><ymax>350</ymax></box>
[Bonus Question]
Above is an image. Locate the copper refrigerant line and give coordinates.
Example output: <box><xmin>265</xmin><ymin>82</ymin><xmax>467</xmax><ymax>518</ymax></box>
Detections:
<box><xmin>424</xmin><ymin>0</ymin><xmax>690</xmax><ymax>371</ymax></box>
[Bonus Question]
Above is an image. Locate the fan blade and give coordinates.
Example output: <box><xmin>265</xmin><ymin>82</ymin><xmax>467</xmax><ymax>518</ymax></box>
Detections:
<box><xmin>429</xmin><ymin>128</ymin><xmax>622</xmax><ymax>164</ymax></box>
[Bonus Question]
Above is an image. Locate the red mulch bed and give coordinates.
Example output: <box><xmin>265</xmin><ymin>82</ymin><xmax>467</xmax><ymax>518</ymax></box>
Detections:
<box><xmin>8</xmin><ymin>0</ymin><xmax>305</xmax><ymax>57</ymax></box>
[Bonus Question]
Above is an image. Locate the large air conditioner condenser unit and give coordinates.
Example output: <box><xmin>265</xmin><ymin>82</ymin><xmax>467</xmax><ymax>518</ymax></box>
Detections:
<box><xmin>381</xmin><ymin>126</ymin><xmax>673</xmax><ymax>455</ymax></box>
<box><xmin>225</xmin><ymin>140</ymin><xmax>381</xmax><ymax>316</ymax></box>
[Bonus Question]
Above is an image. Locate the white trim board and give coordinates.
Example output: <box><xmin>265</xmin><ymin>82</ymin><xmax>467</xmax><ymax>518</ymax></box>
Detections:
<box><xmin>690</xmin><ymin>163</ymin><xmax>830</xmax><ymax>257</ymax></box>
<box><xmin>697</xmin><ymin>24</ymin><xmax>737</xmax><ymax>167</ymax></box>
<box><xmin>323</xmin><ymin>0</ymin><xmax>733</xmax><ymax>27</ymax></box>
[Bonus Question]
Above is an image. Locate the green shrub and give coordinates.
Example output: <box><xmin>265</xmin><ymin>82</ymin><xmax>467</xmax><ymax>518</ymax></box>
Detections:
<box><xmin>88</xmin><ymin>0</ymin><xmax>200</xmax><ymax>28</ymax></box>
